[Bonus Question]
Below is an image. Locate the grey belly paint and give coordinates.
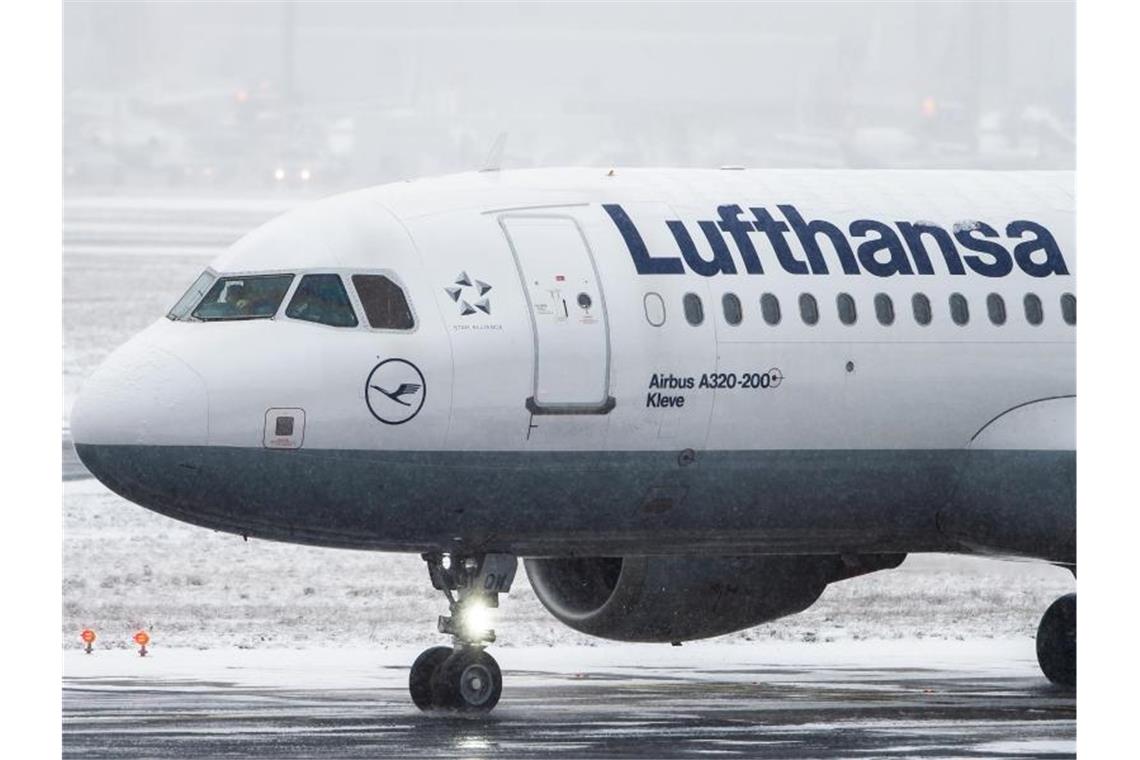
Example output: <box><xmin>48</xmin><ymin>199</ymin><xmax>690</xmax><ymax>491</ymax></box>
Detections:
<box><xmin>74</xmin><ymin>444</ymin><xmax>1074</xmax><ymax>563</ymax></box>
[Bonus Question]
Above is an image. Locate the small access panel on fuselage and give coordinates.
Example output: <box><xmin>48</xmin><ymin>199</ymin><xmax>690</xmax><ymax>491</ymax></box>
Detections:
<box><xmin>500</xmin><ymin>215</ymin><xmax>613</xmax><ymax>414</ymax></box>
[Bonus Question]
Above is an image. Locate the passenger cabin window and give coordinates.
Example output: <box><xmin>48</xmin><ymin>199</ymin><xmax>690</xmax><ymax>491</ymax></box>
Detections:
<box><xmin>761</xmin><ymin>293</ymin><xmax>781</xmax><ymax>325</ymax></box>
<box><xmin>987</xmin><ymin>293</ymin><xmax>1006</xmax><ymax>325</ymax></box>
<box><xmin>352</xmin><ymin>275</ymin><xmax>415</xmax><ymax>330</ymax></box>
<box><xmin>643</xmin><ymin>292</ymin><xmax>666</xmax><ymax>326</ymax></box>
<box><xmin>683</xmin><ymin>293</ymin><xmax>704</xmax><ymax>326</ymax></box>
<box><xmin>1024</xmin><ymin>293</ymin><xmax>1044</xmax><ymax>325</ymax></box>
<box><xmin>799</xmin><ymin>293</ymin><xmax>819</xmax><ymax>325</ymax></box>
<box><xmin>874</xmin><ymin>293</ymin><xmax>894</xmax><ymax>325</ymax></box>
<box><xmin>192</xmin><ymin>274</ymin><xmax>294</xmax><ymax>321</ymax></box>
<box><xmin>168</xmin><ymin>270</ymin><xmax>217</xmax><ymax>321</ymax></box>
<box><xmin>722</xmin><ymin>293</ymin><xmax>742</xmax><ymax>326</ymax></box>
<box><xmin>950</xmin><ymin>293</ymin><xmax>969</xmax><ymax>325</ymax></box>
<box><xmin>912</xmin><ymin>293</ymin><xmax>932</xmax><ymax>326</ymax></box>
<box><xmin>837</xmin><ymin>293</ymin><xmax>856</xmax><ymax>325</ymax></box>
<box><xmin>286</xmin><ymin>274</ymin><xmax>358</xmax><ymax>328</ymax></box>
<box><xmin>1061</xmin><ymin>293</ymin><xmax>1076</xmax><ymax>325</ymax></box>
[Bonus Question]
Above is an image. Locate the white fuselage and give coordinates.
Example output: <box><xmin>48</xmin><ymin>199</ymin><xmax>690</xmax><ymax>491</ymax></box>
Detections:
<box><xmin>71</xmin><ymin>168</ymin><xmax>1075</xmax><ymax>561</ymax></box>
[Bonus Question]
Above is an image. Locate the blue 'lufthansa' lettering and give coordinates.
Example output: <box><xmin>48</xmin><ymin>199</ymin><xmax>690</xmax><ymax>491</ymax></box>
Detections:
<box><xmin>605</xmin><ymin>203</ymin><xmax>1069</xmax><ymax>278</ymax></box>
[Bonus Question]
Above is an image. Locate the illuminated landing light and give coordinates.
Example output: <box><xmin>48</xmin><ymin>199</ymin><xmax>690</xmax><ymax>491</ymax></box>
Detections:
<box><xmin>921</xmin><ymin>96</ymin><xmax>938</xmax><ymax>118</ymax></box>
<box><xmin>299</xmin><ymin>168</ymin><xmax>312</xmax><ymax>181</ymax></box>
<box><xmin>273</xmin><ymin>167</ymin><xmax>286</xmax><ymax>181</ymax></box>
<box><xmin>459</xmin><ymin>598</ymin><xmax>495</xmax><ymax>641</ymax></box>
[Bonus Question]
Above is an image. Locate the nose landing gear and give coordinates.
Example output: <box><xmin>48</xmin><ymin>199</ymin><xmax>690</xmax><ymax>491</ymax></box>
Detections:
<box><xmin>409</xmin><ymin>552</ymin><xmax>517</xmax><ymax>712</ymax></box>
<box><xmin>1036</xmin><ymin>592</ymin><xmax>1076</xmax><ymax>688</ymax></box>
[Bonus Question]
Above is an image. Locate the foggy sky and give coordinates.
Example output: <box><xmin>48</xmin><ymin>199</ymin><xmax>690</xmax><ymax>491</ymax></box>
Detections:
<box><xmin>63</xmin><ymin>1</ymin><xmax>1076</xmax><ymax>188</ymax></box>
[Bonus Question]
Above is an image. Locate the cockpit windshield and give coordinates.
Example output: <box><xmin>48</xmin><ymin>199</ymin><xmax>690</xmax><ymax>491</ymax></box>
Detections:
<box><xmin>286</xmin><ymin>274</ymin><xmax>359</xmax><ymax>327</ymax></box>
<box><xmin>167</xmin><ymin>268</ymin><xmax>415</xmax><ymax>327</ymax></box>
<box><xmin>191</xmin><ymin>274</ymin><xmax>295</xmax><ymax>321</ymax></box>
<box><xmin>167</xmin><ymin>270</ymin><xmax>217</xmax><ymax>321</ymax></box>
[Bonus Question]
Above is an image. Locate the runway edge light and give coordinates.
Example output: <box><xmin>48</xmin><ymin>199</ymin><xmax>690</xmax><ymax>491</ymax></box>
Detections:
<box><xmin>81</xmin><ymin>629</ymin><xmax>95</xmax><ymax>654</ymax></box>
<box><xmin>133</xmin><ymin>630</ymin><xmax>150</xmax><ymax>657</ymax></box>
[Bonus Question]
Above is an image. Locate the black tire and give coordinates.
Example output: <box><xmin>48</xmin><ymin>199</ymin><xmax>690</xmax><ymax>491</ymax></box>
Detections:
<box><xmin>409</xmin><ymin>646</ymin><xmax>453</xmax><ymax>711</ymax></box>
<box><xmin>431</xmin><ymin>648</ymin><xmax>502</xmax><ymax>712</ymax></box>
<box><xmin>1036</xmin><ymin>593</ymin><xmax>1076</xmax><ymax>688</ymax></box>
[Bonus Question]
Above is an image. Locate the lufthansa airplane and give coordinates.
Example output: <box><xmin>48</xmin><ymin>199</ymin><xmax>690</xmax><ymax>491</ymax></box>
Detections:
<box><xmin>72</xmin><ymin>168</ymin><xmax>1075</xmax><ymax>712</ymax></box>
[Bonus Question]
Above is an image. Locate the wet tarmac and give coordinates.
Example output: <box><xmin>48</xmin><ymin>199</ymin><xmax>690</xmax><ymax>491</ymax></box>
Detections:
<box><xmin>63</xmin><ymin>646</ymin><xmax>1075</xmax><ymax>759</ymax></box>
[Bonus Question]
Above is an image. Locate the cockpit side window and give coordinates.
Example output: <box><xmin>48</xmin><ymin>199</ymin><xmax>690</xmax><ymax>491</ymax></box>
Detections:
<box><xmin>191</xmin><ymin>274</ymin><xmax>294</xmax><ymax>321</ymax></box>
<box><xmin>285</xmin><ymin>274</ymin><xmax>358</xmax><ymax>327</ymax></box>
<box><xmin>352</xmin><ymin>274</ymin><xmax>415</xmax><ymax>330</ymax></box>
<box><xmin>167</xmin><ymin>270</ymin><xmax>217</xmax><ymax>321</ymax></box>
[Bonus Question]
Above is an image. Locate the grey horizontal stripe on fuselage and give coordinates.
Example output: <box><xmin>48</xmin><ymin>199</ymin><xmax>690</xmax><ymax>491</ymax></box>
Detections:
<box><xmin>75</xmin><ymin>444</ymin><xmax>1074</xmax><ymax>563</ymax></box>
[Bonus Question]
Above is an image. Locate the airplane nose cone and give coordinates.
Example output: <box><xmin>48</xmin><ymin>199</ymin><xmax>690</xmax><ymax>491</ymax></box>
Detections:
<box><xmin>72</xmin><ymin>335</ymin><xmax>208</xmax><ymax>449</ymax></box>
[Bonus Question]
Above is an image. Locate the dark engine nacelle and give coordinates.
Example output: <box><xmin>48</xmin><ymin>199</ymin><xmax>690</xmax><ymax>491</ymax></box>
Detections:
<box><xmin>524</xmin><ymin>554</ymin><xmax>904</xmax><ymax>642</ymax></box>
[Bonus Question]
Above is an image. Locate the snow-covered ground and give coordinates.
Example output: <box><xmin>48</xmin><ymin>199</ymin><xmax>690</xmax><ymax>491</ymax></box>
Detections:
<box><xmin>63</xmin><ymin>638</ymin><xmax>1076</xmax><ymax>759</ymax></box>
<box><xmin>62</xmin><ymin>196</ymin><xmax>1075</xmax><ymax>653</ymax></box>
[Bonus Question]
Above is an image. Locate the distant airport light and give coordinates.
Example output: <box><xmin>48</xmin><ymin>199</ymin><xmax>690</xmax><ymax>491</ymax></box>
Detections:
<box><xmin>921</xmin><ymin>96</ymin><xmax>938</xmax><ymax>118</ymax></box>
<box><xmin>235</xmin><ymin>88</ymin><xmax>249</xmax><ymax>103</ymax></box>
<box><xmin>133</xmin><ymin>630</ymin><xmax>150</xmax><ymax>657</ymax></box>
<box><xmin>299</xmin><ymin>168</ymin><xmax>312</xmax><ymax>181</ymax></box>
<box><xmin>81</xmin><ymin>629</ymin><xmax>96</xmax><ymax>654</ymax></box>
<box><xmin>273</xmin><ymin>167</ymin><xmax>286</xmax><ymax>181</ymax></box>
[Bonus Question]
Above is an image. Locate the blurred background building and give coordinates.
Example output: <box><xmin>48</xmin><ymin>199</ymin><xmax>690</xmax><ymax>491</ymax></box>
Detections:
<box><xmin>63</xmin><ymin>1</ymin><xmax>1075</xmax><ymax>194</ymax></box>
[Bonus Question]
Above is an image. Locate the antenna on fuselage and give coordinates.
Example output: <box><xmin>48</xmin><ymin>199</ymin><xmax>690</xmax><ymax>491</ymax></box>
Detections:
<box><xmin>479</xmin><ymin>132</ymin><xmax>508</xmax><ymax>172</ymax></box>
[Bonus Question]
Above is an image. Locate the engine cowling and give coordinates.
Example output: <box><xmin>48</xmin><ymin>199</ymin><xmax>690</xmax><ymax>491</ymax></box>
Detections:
<box><xmin>524</xmin><ymin>554</ymin><xmax>904</xmax><ymax>642</ymax></box>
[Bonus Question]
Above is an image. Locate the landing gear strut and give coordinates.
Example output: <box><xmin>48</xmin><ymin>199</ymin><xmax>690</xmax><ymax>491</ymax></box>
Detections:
<box><xmin>409</xmin><ymin>552</ymin><xmax>517</xmax><ymax>712</ymax></box>
<box><xmin>1036</xmin><ymin>592</ymin><xmax>1076</xmax><ymax>688</ymax></box>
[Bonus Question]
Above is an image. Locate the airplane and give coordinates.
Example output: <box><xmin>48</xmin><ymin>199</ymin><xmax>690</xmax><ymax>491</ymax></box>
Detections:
<box><xmin>71</xmin><ymin>167</ymin><xmax>1075</xmax><ymax>713</ymax></box>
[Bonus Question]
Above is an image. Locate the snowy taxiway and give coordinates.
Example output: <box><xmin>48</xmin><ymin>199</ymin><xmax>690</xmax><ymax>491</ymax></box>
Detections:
<box><xmin>63</xmin><ymin>642</ymin><xmax>1074</xmax><ymax>759</ymax></box>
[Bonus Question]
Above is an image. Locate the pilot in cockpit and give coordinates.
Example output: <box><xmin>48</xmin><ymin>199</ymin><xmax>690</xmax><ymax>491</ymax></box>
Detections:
<box><xmin>224</xmin><ymin>282</ymin><xmax>249</xmax><ymax>312</ymax></box>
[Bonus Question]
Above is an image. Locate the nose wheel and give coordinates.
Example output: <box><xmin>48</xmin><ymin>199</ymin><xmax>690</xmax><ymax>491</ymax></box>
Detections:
<box><xmin>409</xmin><ymin>645</ymin><xmax>504</xmax><ymax>712</ymax></box>
<box><xmin>1036</xmin><ymin>592</ymin><xmax>1076</xmax><ymax>688</ymax></box>
<box><xmin>410</xmin><ymin>553</ymin><xmax>515</xmax><ymax>712</ymax></box>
